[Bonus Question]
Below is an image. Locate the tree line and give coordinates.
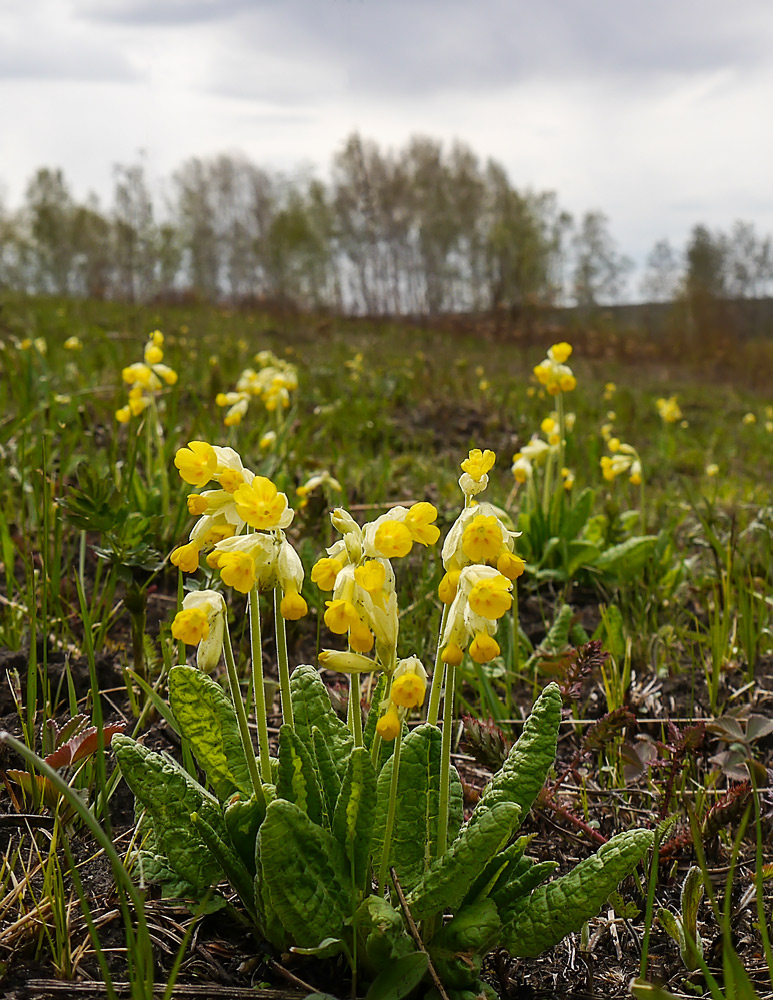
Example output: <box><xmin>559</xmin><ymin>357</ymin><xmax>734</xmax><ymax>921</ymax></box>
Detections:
<box><xmin>1</xmin><ymin>132</ymin><xmax>771</xmax><ymax>315</ymax></box>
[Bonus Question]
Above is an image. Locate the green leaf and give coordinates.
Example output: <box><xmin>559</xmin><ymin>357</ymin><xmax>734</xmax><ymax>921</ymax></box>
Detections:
<box><xmin>312</xmin><ymin>726</ymin><xmax>342</xmax><ymax>826</ymax></box>
<box><xmin>223</xmin><ymin>792</ymin><xmax>264</xmax><ymax>874</ymax></box>
<box><xmin>503</xmin><ymin>828</ymin><xmax>653</xmax><ymax>957</ymax></box>
<box><xmin>168</xmin><ymin>666</ymin><xmax>251</xmax><ymax>802</ymax></box>
<box><xmin>332</xmin><ymin>747</ymin><xmax>377</xmax><ymax>889</ymax></box>
<box><xmin>561</xmin><ymin>487</ymin><xmax>596</xmax><ymax>541</ymax></box>
<box><xmin>113</xmin><ymin>734</ymin><xmax>225</xmax><ymax>891</ymax></box>
<box><xmin>630</xmin><ymin>979</ymin><xmax>683</xmax><ymax>1000</ymax></box>
<box><xmin>460</xmin><ymin>834</ymin><xmax>532</xmax><ymax>909</ymax></box>
<box><xmin>364</xmin><ymin>951</ymin><xmax>429</xmax><ymax>1000</ymax></box>
<box><xmin>290</xmin><ymin>937</ymin><xmax>347</xmax><ymax>960</ymax></box>
<box><xmin>359</xmin><ymin>896</ymin><xmax>415</xmax><ymax>970</ymax></box>
<box><xmin>276</xmin><ymin>723</ymin><xmax>324</xmax><ymax>826</ymax></box>
<box><xmin>290</xmin><ymin>664</ymin><xmax>353</xmax><ymax>779</ymax></box>
<box><xmin>594</xmin><ymin>535</ymin><xmax>658</xmax><ymax>578</ymax></box>
<box><xmin>492</xmin><ymin>860</ymin><xmax>559</xmax><ymax>924</ymax></box>
<box><xmin>595</xmin><ymin>604</ymin><xmax>626</xmax><ymax>661</ymax></box>
<box><xmin>566</xmin><ymin>539</ymin><xmax>602</xmax><ymax>577</ymax></box>
<box><xmin>257</xmin><ymin>798</ymin><xmax>352</xmax><ymax>948</ymax></box>
<box><xmin>191</xmin><ymin>810</ymin><xmax>255</xmax><ymax>918</ymax></box>
<box><xmin>428</xmin><ymin>899</ymin><xmax>501</xmax><ymax>989</ymax></box>
<box><xmin>371</xmin><ymin>724</ymin><xmax>445</xmax><ymax>893</ymax></box>
<box><xmin>406</xmin><ymin>801</ymin><xmax>521</xmax><ymax>922</ymax></box>
<box><xmin>467</xmin><ymin>682</ymin><xmax>562</xmax><ymax>833</ymax></box>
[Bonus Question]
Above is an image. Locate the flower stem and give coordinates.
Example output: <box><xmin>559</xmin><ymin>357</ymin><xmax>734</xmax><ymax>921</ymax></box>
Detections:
<box><xmin>426</xmin><ymin>603</ymin><xmax>449</xmax><ymax>726</ymax></box>
<box><xmin>273</xmin><ymin>587</ymin><xmax>294</xmax><ymax>728</ymax></box>
<box><xmin>222</xmin><ymin>619</ymin><xmax>265</xmax><ymax>805</ymax></box>
<box><xmin>349</xmin><ymin>673</ymin><xmax>363</xmax><ymax>747</ymax></box>
<box><xmin>377</xmin><ymin>726</ymin><xmax>403</xmax><ymax>895</ymax></box>
<box><xmin>435</xmin><ymin>658</ymin><xmax>456</xmax><ymax>859</ymax></box>
<box><xmin>249</xmin><ymin>587</ymin><xmax>272</xmax><ymax>779</ymax></box>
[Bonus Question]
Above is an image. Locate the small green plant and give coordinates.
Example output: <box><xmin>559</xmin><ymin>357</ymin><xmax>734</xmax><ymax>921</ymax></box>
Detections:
<box><xmin>658</xmin><ymin>866</ymin><xmax>705</xmax><ymax>972</ymax></box>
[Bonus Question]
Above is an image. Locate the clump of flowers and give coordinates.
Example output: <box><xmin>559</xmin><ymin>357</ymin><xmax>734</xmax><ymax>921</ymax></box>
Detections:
<box><xmin>656</xmin><ymin>395</ymin><xmax>682</xmax><ymax>424</ymax></box>
<box><xmin>600</xmin><ymin>438</ymin><xmax>643</xmax><ymax>486</ymax></box>
<box><xmin>215</xmin><ymin>350</ymin><xmax>298</xmax><ymax>427</ymax></box>
<box><xmin>533</xmin><ymin>341</ymin><xmax>577</xmax><ymax>396</ymax></box>
<box><xmin>116</xmin><ymin>330</ymin><xmax>178</xmax><ymax>423</ymax></box>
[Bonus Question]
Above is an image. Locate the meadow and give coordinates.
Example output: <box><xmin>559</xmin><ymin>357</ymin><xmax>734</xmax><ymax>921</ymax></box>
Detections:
<box><xmin>0</xmin><ymin>292</ymin><xmax>771</xmax><ymax>1000</ymax></box>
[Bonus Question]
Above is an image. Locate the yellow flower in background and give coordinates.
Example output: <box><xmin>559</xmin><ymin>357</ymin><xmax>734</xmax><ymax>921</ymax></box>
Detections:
<box><xmin>549</xmin><ymin>342</ymin><xmax>572</xmax><ymax>363</ymax></box>
<box><xmin>656</xmin><ymin>395</ymin><xmax>682</xmax><ymax>424</ymax></box>
<box><xmin>64</xmin><ymin>336</ymin><xmax>82</xmax><ymax>351</ymax></box>
<box><xmin>742</xmin><ymin>412</ymin><xmax>756</xmax><ymax>425</ymax></box>
<box><xmin>533</xmin><ymin>342</ymin><xmax>576</xmax><ymax>395</ymax></box>
<box><xmin>561</xmin><ymin>467</ymin><xmax>575</xmax><ymax>491</ymax></box>
<box><xmin>706</xmin><ymin>463</ymin><xmax>719</xmax><ymax>477</ymax></box>
<box><xmin>603</xmin><ymin>381</ymin><xmax>616</xmax><ymax>401</ymax></box>
<box><xmin>461</xmin><ymin>448</ymin><xmax>496</xmax><ymax>481</ymax></box>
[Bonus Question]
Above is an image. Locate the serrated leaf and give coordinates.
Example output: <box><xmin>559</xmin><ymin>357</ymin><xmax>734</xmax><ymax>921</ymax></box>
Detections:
<box><xmin>467</xmin><ymin>682</ymin><xmax>562</xmax><ymax>833</ymax></box>
<box><xmin>405</xmin><ymin>801</ymin><xmax>521</xmax><ymax>922</ymax></box>
<box><xmin>371</xmin><ymin>724</ymin><xmax>445</xmax><ymax>893</ymax></box>
<box><xmin>169</xmin><ymin>666</ymin><xmax>251</xmax><ymax>802</ymax></box>
<box><xmin>290</xmin><ymin>664</ymin><xmax>353</xmax><ymax>779</ymax></box>
<box><xmin>113</xmin><ymin>734</ymin><xmax>226</xmax><ymax>892</ymax></box>
<box><xmin>257</xmin><ymin>798</ymin><xmax>352</xmax><ymax>948</ymax></box>
<box><xmin>503</xmin><ymin>828</ymin><xmax>653</xmax><ymax>957</ymax></box>
<box><xmin>191</xmin><ymin>810</ymin><xmax>255</xmax><ymax>918</ymax></box>
<box><xmin>332</xmin><ymin>747</ymin><xmax>377</xmax><ymax>889</ymax></box>
<box><xmin>276</xmin><ymin>723</ymin><xmax>324</xmax><ymax>826</ymax></box>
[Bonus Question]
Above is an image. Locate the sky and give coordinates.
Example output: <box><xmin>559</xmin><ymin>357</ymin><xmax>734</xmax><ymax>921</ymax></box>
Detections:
<box><xmin>2</xmin><ymin>0</ymin><xmax>773</xmax><ymax>283</ymax></box>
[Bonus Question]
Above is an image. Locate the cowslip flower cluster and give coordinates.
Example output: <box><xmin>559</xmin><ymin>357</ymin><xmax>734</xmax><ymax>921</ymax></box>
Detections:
<box><xmin>215</xmin><ymin>350</ymin><xmax>298</xmax><ymax>426</ymax></box>
<box><xmin>533</xmin><ymin>342</ymin><xmax>577</xmax><ymax>395</ymax></box>
<box><xmin>375</xmin><ymin>656</ymin><xmax>428</xmax><ymax>740</ymax></box>
<box><xmin>656</xmin><ymin>395</ymin><xmax>682</xmax><ymax>424</ymax></box>
<box><xmin>313</xmin><ymin>501</ymin><xmax>440</xmax><ymax>671</ymax></box>
<box><xmin>116</xmin><ymin>330</ymin><xmax>178</xmax><ymax>423</ymax></box>
<box><xmin>439</xmin><ymin>450</ymin><xmax>524</xmax><ymax>666</ymax></box>
<box><xmin>171</xmin><ymin>441</ymin><xmax>307</xmax><ymax>619</ymax></box>
<box><xmin>600</xmin><ymin>439</ymin><xmax>642</xmax><ymax>486</ymax></box>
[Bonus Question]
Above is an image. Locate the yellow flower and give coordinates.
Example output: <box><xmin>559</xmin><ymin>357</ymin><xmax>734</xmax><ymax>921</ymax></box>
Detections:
<box><xmin>391</xmin><ymin>672</ymin><xmax>426</xmax><ymax>708</ymax></box>
<box><xmin>460</xmin><ymin>448</ymin><xmax>496</xmax><ymax>481</ymax></box>
<box><xmin>234</xmin><ymin>477</ymin><xmax>292</xmax><ymax>530</ymax></box>
<box><xmin>540</xmin><ymin>417</ymin><xmax>556</xmax><ymax>434</ymax></box>
<box><xmin>218</xmin><ymin>550</ymin><xmax>257</xmax><ymax>593</ymax></box>
<box><xmin>549</xmin><ymin>342</ymin><xmax>572</xmax><ymax>364</ymax></box>
<box><xmin>404</xmin><ymin>502</ymin><xmax>440</xmax><ymax>546</ymax></box>
<box><xmin>175</xmin><ymin>441</ymin><xmax>217</xmax><ymax>486</ymax></box>
<box><xmin>608</xmin><ymin>438</ymin><xmax>621</xmax><ymax>453</ymax></box>
<box><xmin>280</xmin><ymin>589</ymin><xmax>308</xmax><ymax>621</ymax></box>
<box><xmin>656</xmin><ymin>396</ymin><xmax>682</xmax><ymax>424</ymax></box>
<box><xmin>187</xmin><ymin>493</ymin><xmax>210</xmax><ymax>516</ymax></box>
<box><xmin>171</xmin><ymin>607</ymin><xmax>209</xmax><ymax>645</ymax></box>
<box><xmin>116</xmin><ymin>406</ymin><xmax>131</xmax><ymax>424</ymax></box>
<box><xmin>497</xmin><ymin>550</ymin><xmax>525</xmax><ymax>580</ymax></box>
<box><xmin>312</xmin><ymin>556</ymin><xmax>344</xmax><ymax>591</ymax></box>
<box><xmin>742</xmin><ymin>412</ymin><xmax>756</xmax><ymax>425</ymax></box>
<box><xmin>348</xmin><ymin>618</ymin><xmax>374</xmax><ymax>653</ymax></box>
<box><xmin>150</xmin><ymin>329</ymin><xmax>164</xmax><ymax>347</ymax></box>
<box><xmin>376</xmin><ymin>706</ymin><xmax>401</xmax><ymax>741</ymax></box>
<box><xmin>469</xmin><ymin>633</ymin><xmax>500</xmax><ymax>663</ymax></box>
<box><xmin>468</xmin><ymin>574</ymin><xmax>513</xmax><ymax>619</ymax></box>
<box><xmin>170</xmin><ymin>540</ymin><xmax>201</xmax><ymax>573</ymax></box>
<box><xmin>706</xmin><ymin>463</ymin><xmax>719</xmax><ymax>477</ymax></box>
<box><xmin>144</xmin><ymin>343</ymin><xmax>163</xmax><ymax>365</ymax></box>
<box><xmin>462</xmin><ymin>514</ymin><xmax>502</xmax><ymax>564</ymax></box>
<box><xmin>324</xmin><ymin>599</ymin><xmax>360</xmax><ymax>634</ymax></box>
<box><xmin>354</xmin><ymin>560</ymin><xmax>386</xmax><ymax>594</ymax></box>
<box><xmin>438</xmin><ymin>569</ymin><xmax>460</xmax><ymax>604</ymax></box>
<box><xmin>374</xmin><ymin>521</ymin><xmax>413</xmax><ymax>559</ymax></box>
<box><xmin>441</xmin><ymin>642</ymin><xmax>464</xmax><ymax>666</ymax></box>
<box><xmin>218</xmin><ymin>468</ymin><xmax>245</xmax><ymax>493</ymax></box>
<box><xmin>64</xmin><ymin>336</ymin><xmax>82</xmax><ymax>351</ymax></box>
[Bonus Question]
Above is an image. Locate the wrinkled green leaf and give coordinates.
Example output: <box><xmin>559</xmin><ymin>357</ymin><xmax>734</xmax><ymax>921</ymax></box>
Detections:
<box><xmin>257</xmin><ymin>798</ymin><xmax>352</xmax><ymax>948</ymax></box>
<box><xmin>429</xmin><ymin>899</ymin><xmax>501</xmax><ymax>989</ymax></box>
<box><xmin>364</xmin><ymin>951</ymin><xmax>429</xmax><ymax>1000</ymax></box>
<box><xmin>168</xmin><ymin>666</ymin><xmax>251</xmax><ymax>802</ymax></box>
<box><xmin>503</xmin><ymin>828</ymin><xmax>653</xmax><ymax>956</ymax></box>
<box><xmin>359</xmin><ymin>896</ymin><xmax>414</xmax><ymax>971</ymax></box>
<box><xmin>406</xmin><ymin>801</ymin><xmax>521</xmax><ymax>922</ymax></box>
<box><xmin>276</xmin><ymin>723</ymin><xmax>324</xmax><ymax>826</ymax></box>
<box><xmin>594</xmin><ymin>535</ymin><xmax>657</xmax><ymax>578</ymax></box>
<box><xmin>113</xmin><ymin>734</ymin><xmax>225</xmax><ymax>892</ymax></box>
<box><xmin>467</xmin><ymin>682</ymin><xmax>562</xmax><ymax>832</ymax></box>
<box><xmin>290</xmin><ymin>664</ymin><xmax>353</xmax><ymax>779</ymax></box>
<box><xmin>332</xmin><ymin>747</ymin><xmax>377</xmax><ymax>889</ymax></box>
<box><xmin>312</xmin><ymin>725</ymin><xmax>341</xmax><ymax>825</ymax></box>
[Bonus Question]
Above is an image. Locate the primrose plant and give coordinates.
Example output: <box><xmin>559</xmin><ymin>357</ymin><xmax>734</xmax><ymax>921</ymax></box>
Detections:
<box><xmin>114</xmin><ymin>440</ymin><xmax>653</xmax><ymax>999</ymax></box>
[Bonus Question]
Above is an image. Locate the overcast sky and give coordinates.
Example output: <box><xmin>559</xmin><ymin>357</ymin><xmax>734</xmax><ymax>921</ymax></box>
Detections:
<box><xmin>2</xmin><ymin>0</ymin><xmax>773</xmax><ymax>278</ymax></box>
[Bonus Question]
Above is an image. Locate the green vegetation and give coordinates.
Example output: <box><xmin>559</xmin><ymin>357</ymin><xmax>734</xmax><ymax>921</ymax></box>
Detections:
<box><xmin>0</xmin><ymin>292</ymin><xmax>771</xmax><ymax>998</ymax></box>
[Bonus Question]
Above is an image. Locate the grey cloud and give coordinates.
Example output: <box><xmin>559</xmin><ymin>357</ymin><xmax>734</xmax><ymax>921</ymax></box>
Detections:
<box><xmin>0</xmin><ymin>38</ymin><xmax>139</xmax><ymax>82</ymax></box>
